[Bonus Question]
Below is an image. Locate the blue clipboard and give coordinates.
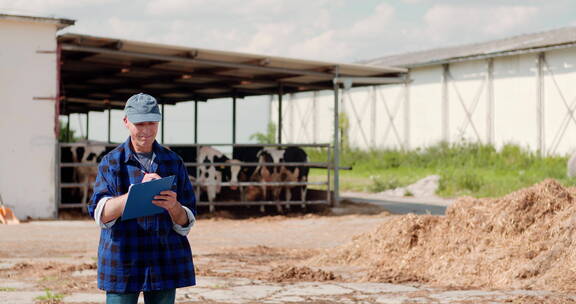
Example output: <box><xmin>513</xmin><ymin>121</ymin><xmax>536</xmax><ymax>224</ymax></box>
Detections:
<box><xmin>122</xmin><ymin>175</ymin><xmax>176</xmax><ymax>221</ymax></box>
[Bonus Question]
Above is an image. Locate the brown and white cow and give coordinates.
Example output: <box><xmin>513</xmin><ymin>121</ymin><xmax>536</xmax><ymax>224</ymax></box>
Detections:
<box><xmin>245</xmin><ymin>147</ymin><xmax>309</xmax><ymax>208</ymax></box>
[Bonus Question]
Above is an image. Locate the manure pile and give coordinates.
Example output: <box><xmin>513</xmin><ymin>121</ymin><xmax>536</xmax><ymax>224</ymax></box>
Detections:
<box><xmin>312</xmin><ymin>179</ymin><xmax>576</xmax><ymax>291</ymax></box>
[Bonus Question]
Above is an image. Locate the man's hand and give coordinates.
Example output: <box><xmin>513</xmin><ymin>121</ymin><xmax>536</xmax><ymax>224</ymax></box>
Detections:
<box><xmin>153</xmin><ymin>190</ymin><xmax>179</xmax><ymax>211</ymax></box>
<box><xmin>142</xmin><ymin>173</ymin><xmax>162</xmax><ymax>183</ymax></box>
<box><xmin>153</xmin><ymin>191</ymin><xmax>189</xmax><ymax>226</ymax></box>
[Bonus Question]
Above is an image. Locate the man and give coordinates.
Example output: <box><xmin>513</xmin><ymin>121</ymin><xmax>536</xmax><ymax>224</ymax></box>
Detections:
<box><xmin>88</xmin><ymin>93</ymin><xmax>196</xmax><ymax>304</ymax></box>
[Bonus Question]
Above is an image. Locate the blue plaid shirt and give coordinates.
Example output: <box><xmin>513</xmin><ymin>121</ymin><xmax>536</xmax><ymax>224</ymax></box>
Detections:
<box><xmin>88</xmin><ymin>137</ymin><xmax>196</xmax><ymax>293</ymax></box>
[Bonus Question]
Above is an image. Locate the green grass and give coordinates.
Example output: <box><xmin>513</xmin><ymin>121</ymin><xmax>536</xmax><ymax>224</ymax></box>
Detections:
<box><xmin>35</xmin><ymin>289</ymin><xmax>64</xmax><ymax>303</ymax></box>
<box><xmin>306</xmin><ymin>142</ymin><xmax>576</xmax><ymax>198</ymax></box>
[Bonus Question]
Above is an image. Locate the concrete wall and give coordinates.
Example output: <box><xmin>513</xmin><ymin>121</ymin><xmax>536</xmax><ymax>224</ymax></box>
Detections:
<box><xmin>0</xmin><ymin>19</ymin><xmax>60</xmax><ymax>219</ymax></box>
<box><xmin>272</xmin><ymin>48</ymin><xmax>576</xmax><ymax>156</ymax></box>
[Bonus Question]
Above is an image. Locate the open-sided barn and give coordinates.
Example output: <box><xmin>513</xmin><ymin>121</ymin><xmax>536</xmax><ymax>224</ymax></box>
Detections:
<box><xmin>0</xmin><ymin>14</ymin><xmax>405</xmax><ymax>219</ymax></box>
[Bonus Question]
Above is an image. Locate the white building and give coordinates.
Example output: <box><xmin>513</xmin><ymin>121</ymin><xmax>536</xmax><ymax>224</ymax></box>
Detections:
<box><xmin>0</xmin><ymin>15</ymin><xmax>74</xmax><ymax>219</ymax></box>
<box><xmin>273</xmin><ymin>27</ymin><xmax>576</xmax><ymax>156</ymax></box>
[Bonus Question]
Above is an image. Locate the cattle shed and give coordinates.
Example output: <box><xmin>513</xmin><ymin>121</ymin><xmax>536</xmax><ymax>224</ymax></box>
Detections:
<box><xmin>1</xmin><ymin>14</ymin><xmax>407</xmax><ymax>219</ymax></box>
<box><xmin>276</xmin><ymin>26</ymin><xmax>576</xmax><ymax>157</ymax></box>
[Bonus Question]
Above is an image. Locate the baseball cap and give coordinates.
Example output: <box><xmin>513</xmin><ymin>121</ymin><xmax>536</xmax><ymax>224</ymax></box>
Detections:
<box><xmin>124</xmin><ymin>93</ymin><xmax>162</xmax><ymax>123</ymax></box>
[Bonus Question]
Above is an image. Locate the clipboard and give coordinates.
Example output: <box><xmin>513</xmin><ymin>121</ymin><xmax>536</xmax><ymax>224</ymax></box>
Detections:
<box><xmin>121</xmin><ymin>175</ymin><xmax>176</xmax><ymax>221</ymax></box>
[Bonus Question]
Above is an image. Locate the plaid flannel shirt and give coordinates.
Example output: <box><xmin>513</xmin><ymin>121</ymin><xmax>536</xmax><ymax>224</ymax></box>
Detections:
<box><xmin>88</xmin><ymin>137</ymin><xmax>196</xmax><ymax>293</ymax></box>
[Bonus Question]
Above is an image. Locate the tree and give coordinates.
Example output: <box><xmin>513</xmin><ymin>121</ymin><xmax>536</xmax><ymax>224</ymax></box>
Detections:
<box><xmin>59</xmin><ymin>118</ymin><xmax>79</xmax><ymax>142</ymax></box>
<box><xmin>249</xmin><ymin>122</ymin><xmax>277</xmax><ymax>144</ymax></box>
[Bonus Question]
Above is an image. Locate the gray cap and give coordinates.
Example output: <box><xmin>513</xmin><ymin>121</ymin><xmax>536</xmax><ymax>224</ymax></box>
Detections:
<box><xmin>124</xmin><ymin>93</ymin><xmax>161</xmax><ymax>123</ymax></box>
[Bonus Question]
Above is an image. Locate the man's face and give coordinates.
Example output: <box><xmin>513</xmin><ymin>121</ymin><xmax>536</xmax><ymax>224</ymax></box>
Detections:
<box><xmin>123</xmin><ymin>117</ymin><xmax>159</xmax><ymax>151</ymax></box>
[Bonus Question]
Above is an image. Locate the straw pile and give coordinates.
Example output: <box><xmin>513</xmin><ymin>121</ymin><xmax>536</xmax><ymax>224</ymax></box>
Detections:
<box><xmin>312</xmin><ymin>179</ymin><xmax>576</xmax><ymax>291</ymax></box>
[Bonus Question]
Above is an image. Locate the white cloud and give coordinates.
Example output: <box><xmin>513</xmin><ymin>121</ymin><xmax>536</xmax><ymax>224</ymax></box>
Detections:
<box><xmin>346</xmin><ymin>3</ymin><xmax>395</xmax><ymax>37</ymax></box>
<box><xmin>287</xmin><ymin>30</ymin><xmax>351</xmax><ymax>61</ymax></box>
<box><xmin>232</xmin><ymin>2</ymin><xmax>396</xmax><ymax>61</ymax></box>
<box><xmin>423</xmin><ymin>4</ymin><xmax>540</xmax><ymax>42</ymax></box>
<box><xmin>0</xmin><ymin>0</ymin><xmax>112</xmax><ymax>15</ymax></box>
<box><xmin>106</xmin><ymin>16</ymin><xmax>148</xmax><ymax>39</ymax></box>
<box><xmin>237</xmin><ymin>22</ymin><xmax>296</xmax><ymax>54</ymax></box>
<box><xmin>145</xmin><ymin>0</ymin><xmax>332</xmax><ymax>17</ymax></box>
<box><xmin>146</xmin><ymin>0</ymin><xmax>196</xmax><ymax>15</ymax></box>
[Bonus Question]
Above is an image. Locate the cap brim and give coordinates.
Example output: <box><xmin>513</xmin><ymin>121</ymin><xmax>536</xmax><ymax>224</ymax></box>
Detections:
<box><xmin>127</xmin><ymin>113</ymin><xmax>161</xmax><ymax>123</ymax></box>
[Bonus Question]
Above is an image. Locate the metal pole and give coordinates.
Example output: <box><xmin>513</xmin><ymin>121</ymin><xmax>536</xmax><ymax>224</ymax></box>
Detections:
<box><xmin>371</xmin><ymin>86</ymin><xmax>377</xmax><ymax>149</ymax></box>
<box><xmin>278</xmin><ymin>84</ymin><xmax>283</xmax><ymax>144</ymax></box>
<box><xmin>55</xmin><ymin>43</ymin><xmax>62</xmax><ymax>216</ymax></box>
<box><xmin>161</xmin><ymin>102</ymin><xmax>165</xmax><ymax>144</ymax></box>
<box><xmin>86</xmin><ymin>112</ymin><xmax>90</xmax><ymax>140</ymax></box>
<box><xmin>404</xmin><ymin>71</ymin><xmax>411</xmax><ymax>150</ymax></box>
<box><xmin>232</xmin><ymin>94</ymin><xmax>237</xmax><ymax>144</ymax></box>
<box><xmin>442</xmin><ymin>64</ymin><xmax>450</xmax><ymax>143</ymax></box>
<box><xmin>289</xmin><ymin>94</ymin><xmax>294</xmax><ymax>142</ymax></box>
<box><xmin>107</xmin><ymin>105</ymin><xmax>111</xmax><ymax>143</ymax></box>
<box><xmin>537</xmin><ymin>53</ymin><xmax>545</xmax><ymax>156</ymax></box>
<box><xmin>194</xmin><ymin>101</ymin><xmax>198</xmax><ymax>144</ymax></box>
<box><xmin>313</xmin><ymin>91</ymin><xmax>318</xmax><ymax>144</ymax></box>
<box><xmin>487</xmin><ymin>59</ymin><xmax>494</xmax><ymax>145</ymax></box>
<box><xmin>333</xmin><ymin>69</ymin><xmax>340</xmax><ymax>206</ymax></box>
<box><xmin>66</xmin><ymin>114</ymin><xmax>70</xmax><ymax>142</ymax></box>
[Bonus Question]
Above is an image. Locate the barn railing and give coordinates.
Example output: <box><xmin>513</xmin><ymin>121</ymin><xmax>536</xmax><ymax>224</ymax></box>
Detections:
<box><xmin>57</xmin><ymin>142</ymin><xmax>118</xmax><ymax>211</ymax></box>
<box><xmin>57</xmin><ymin>142</ymin><xmax>333</xmax><ymax>212</ymax></box>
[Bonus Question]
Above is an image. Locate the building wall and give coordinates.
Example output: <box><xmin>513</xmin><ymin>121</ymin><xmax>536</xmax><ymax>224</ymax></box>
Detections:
<box><xmin>541</xmin><ymin>48</ymin><xmax>576</xmax><ymax>155</ymax></box>
<box><xmin>0</xmin><ymin>19</ymin><xmax>60</xmax><ymax>219</ymax></box>
<box><xmin>271</xmin><ymin>48</ymin><xmax>576</xmax><ymax>156</ymax></box>
<box><xmin>492</xmin><ymin>53</ymin><xmax>539</xmax><ymax>151</ymax></box>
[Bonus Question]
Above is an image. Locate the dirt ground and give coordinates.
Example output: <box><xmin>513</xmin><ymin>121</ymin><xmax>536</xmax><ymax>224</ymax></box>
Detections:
<box><xmin>1</xmin><ymin>200</ymin><xmax>575</xmax><ymax>303</ymax></box>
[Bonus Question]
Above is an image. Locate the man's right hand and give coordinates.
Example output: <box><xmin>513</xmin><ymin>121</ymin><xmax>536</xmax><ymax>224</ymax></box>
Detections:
<box><xmin>142</xmin><ymin>173</ymin><xmax>162</xmax><ymax>183</ymax></box>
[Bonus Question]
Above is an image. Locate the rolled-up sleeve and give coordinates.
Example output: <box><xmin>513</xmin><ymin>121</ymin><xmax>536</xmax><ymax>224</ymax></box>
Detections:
<box><xmin>172</xmin><ymin>206</ymin><xmax>196</xmax><ymax>236</ymax></box>
<box><xmin>94</xmin><ymin>197</ymin><xmax>117</xmax><ymax>229</ymax></box>
<box><xmin>88</xmin><ymin>155</ymin><xmax>117</xmax><ymax>219</ymax></box>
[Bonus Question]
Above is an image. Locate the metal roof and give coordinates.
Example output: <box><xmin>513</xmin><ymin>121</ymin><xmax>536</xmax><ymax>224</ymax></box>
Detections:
<box><xmin>58</xmin><ymin>33</ymin><xmax>407</xmax><ymax>114</ymax></box>
<box><xmin>365</xmin><ymin>26</ymin><xmax>576</xmax><ymax>68</ymax></box>
<box><xmin>0</xmin><ymin>13</ymin><xmax>74</xmax><ymax>30</ymax></box>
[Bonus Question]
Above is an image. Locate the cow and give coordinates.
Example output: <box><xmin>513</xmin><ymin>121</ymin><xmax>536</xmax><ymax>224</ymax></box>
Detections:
<box><xmin>60</xmin><ymin>140</ymin><xmax>111</xmax><ymax>208</ymax></box>
<box><xmin>194</xmin><ymin>146</ymin><xmax>243</xmax><ymax>204</ymax></box>
<box><xmin>245</xmin><ymin>147</ymin><xmax>309</xmax><ymax>210</ymax></box>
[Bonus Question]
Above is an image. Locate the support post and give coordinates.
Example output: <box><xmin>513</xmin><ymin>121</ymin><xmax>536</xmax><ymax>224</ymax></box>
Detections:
<box><xmin>86</xmin><ymin>112</ymin><xmax>90</xmax><ymax>140</ymax></box>
<box><xmin>232</xmin><ymin>94</ymin><xmax>237</xmax><ymax>144</ymax></box>
<box><xmin>333</xmin><ymin>70</ymin><xmax>340</xmax><ymax>207</ymax></box>
<box><xmin>66</xmin><ymin>113</ymin><xmax>71</xmax><ymax>142</ymax></box>
<box><xmin>404</xmin><ymin>71</ymin><xmax>411</xmax><ymax>150</ymax></box>
<box><xmin>194</xmin><ymin>101</ymin><xmax>198</xmax><ymax>144</ymax></box>
<box><xmin>537</xmin><ymin>53</ymin><xmax>545</xmax><ymax>156</ymax></box>
<box><xmin>278</xmin><ymin>84</ymin><xmax>283</xmax><ymax>144</ymax></box>
<box><xmin>442</xmin><ymin>64</ymin><xmax>450</xmax><ymax>143</ymax></box>
<box><xmin>161</xmin><ymin>102</ymin><xmax>165</xmax><ymax>144</ymax></box>
<box><xmin>487</xmin><ymin>59</ymin><xmax>495</xmax><ymax>145</ymax></box>
<box><xmin>371</xmin><ymin>86</ymin><xmax>377</xmax><ymax>149</ymax></box>
<box><xmin>313</xmin><ymin>91</ymin><xmax>318</xmax><ymax>144</ymax></box>
<box><xmin>107</xmin><ymin>105</ymin><xmax>111</xmax><ymax>144</ymax></box>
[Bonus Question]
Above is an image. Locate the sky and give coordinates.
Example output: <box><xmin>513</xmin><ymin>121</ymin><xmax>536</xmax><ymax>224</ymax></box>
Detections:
<box><xmin>3</xmin><ymin>0</ymin><xmax>576</xmax><ymax>145</ymax></box>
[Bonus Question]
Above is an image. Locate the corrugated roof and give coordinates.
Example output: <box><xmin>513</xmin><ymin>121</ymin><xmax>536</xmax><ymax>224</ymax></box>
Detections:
<box><xmin>365</xmin><ymin>26</ymin><xmax>576</xmax><ymax>68</ymax></box>
<box><xmin>0</xmin><ymin>13</ymin><xmax>74</xmax><ymax>30</ymax></box>
<box><xmin>58</xmin><ymin>33</ymin><xmax>407</xmax><ymax>113</ymax></box>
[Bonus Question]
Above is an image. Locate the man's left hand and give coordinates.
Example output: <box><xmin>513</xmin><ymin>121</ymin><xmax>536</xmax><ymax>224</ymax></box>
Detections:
<box><xmin>153</xmin><ymin>191</ymin><xmax>189</xmax><ymax>226</ymax></box>
<box><xmin>153</xmin><ymin>190</ymin><xmax>180</xmax><ymax>211</ymax></box>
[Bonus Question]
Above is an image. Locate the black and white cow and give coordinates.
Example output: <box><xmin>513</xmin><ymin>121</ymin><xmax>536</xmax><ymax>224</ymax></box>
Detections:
<box><xmin>60</xmin><ymin>140</ymin><xmax>111</xmax><ymax>207</ymax></box>
<box><xmin>195</xmin><ymin>146</ymin><xmax>242</xmax><ymax>202</ymax></box>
